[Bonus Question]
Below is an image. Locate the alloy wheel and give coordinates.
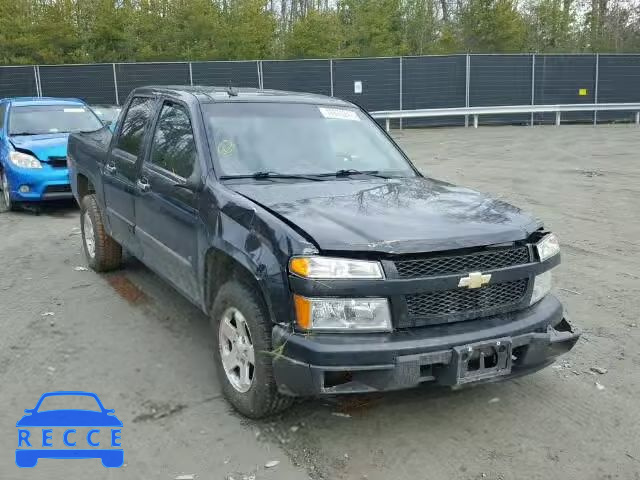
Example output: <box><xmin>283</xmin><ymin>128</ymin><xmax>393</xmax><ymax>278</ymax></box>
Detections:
<box><xmin>83</xmin><ymin>211</ymin><xmax>96</xmax><ymax>259</ymax></box>
<box><xmin>218</xmin><ymin>307</ymin><xmax>255</xmax><ymax>393</ymax></box>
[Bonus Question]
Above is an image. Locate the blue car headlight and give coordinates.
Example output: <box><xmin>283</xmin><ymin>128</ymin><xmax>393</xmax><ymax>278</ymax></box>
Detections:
<box><xmin>9</xmin><ymin>151</ymin><xmax>42</xmax><ymax>169</ymax></box>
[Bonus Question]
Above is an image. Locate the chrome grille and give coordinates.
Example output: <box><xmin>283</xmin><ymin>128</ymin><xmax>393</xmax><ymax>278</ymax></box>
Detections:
<box><xmin>394</xmin><ymin>246</ymin><xmax>530</xmax><ymax>278</ymax></box>
<box><xmin>402</xmin><ymin>279</ymin><xmax>529</xmax><ymax>327</ymax></box>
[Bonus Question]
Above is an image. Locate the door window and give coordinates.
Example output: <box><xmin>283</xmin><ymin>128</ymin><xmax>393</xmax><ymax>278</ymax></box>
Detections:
<box><xmin>148</xmin><ymin>102</ymin><xmax>196</xmax><ymax>179</ymax></box>
<box><xmin>116</xmin><ymin>97</ymin><xmax>155</xmax><ymax>156</ymax></box>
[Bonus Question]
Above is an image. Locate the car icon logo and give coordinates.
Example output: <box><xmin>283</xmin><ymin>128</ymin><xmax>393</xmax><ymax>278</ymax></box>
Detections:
<box><xmin>16</xmin><ymin>391</ymin><xmax>123</xmax><ymax>468</ymax></box>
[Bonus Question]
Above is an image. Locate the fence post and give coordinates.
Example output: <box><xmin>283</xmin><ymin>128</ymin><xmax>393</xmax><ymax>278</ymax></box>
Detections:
<box><xmin>593</xmin><ymin>53</ymin><xmax>599</xmax><ymax>126</ymax></box>
<box><xmin>329</xmin><ymin>59</ymin><xmax>334</xmax><ymax>97</ymax></box>
<box><xmin>112</xmin><ymin>63</ymin><xmax>119</xmax><ymax>106</ymax></box>
<box><xmin>530</xmin><ymin>54</ymin><xmax>536</xmax><ymax>127</ymax></box>
<box><xmin>465</xmin><ymin>54</ymin><xmax>470</xmax><ymax>127</ymax></box>
<box><xmin>399</xmin><ymin>57</ymin><xmax>403</xmax><ymax>130</ymax></box>
<box><xmin>33</xmin><ymin>66</ymin><xmax>40</xmax><ymax>97</ymax></box>
<box><xmin>189</xmin><ymin>62</ymin><xmax>194</xmax><ymax>86</ymax></box>
<box><xmin>256</xmin><ymin>60</ymin><xmax>264</xmax><ymax>89</ymax></box>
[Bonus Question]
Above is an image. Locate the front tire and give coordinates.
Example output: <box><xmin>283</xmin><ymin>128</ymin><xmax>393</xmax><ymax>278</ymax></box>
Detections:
<box><xmin>0</xmin><ymin>169</ymin><xmax>17</xmax><ymax>212</ymax></box>
<box><xmin>211</xmin><ymin>280</ymin><xmax>293</xmax><ymax>418</ymax></box>
<box><xmin>80</xmin><ymin>194</ymin><xmax>122</xmax><ymax>272</ymax></box>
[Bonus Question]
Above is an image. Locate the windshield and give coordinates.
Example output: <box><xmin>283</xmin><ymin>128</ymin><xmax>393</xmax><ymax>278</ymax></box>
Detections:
<box><xmin>36</xmin><ymin>395</ymin><xmax>102</xmax><ymax>412</ymax></box>
<box><xmin>204</xmin><ymin>103</ymin><xmax>416</xmax><ymax>178</ymax></box>
<box><xmin>91</xmin><ymin>106</ymin><xmax>121</xmax><ymax>123</ymax></box>
<box><xmin>9</xmin><ymin>105</ymin><xmax>104</xmax><ymax>135</ymax></box>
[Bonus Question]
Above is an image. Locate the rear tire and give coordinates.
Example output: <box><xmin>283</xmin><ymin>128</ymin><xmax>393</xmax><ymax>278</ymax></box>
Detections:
<box><xmin>80</xmin><ymin>194</ymin><xmax>122</xmax><ymax>272</ymax></box>
<box><xmin>211</xmin><ymin>280</ymin><xmax>293</xmax><ymax>418</ymax></box>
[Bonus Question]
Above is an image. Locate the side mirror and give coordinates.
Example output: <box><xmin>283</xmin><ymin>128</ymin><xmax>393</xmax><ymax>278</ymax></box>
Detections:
<box><xmin>102</xmin><ymin>120</ymin><xmax>113</xmax><ymax>128</ymax></box>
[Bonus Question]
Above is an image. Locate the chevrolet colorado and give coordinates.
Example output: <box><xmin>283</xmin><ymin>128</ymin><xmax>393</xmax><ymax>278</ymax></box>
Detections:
<box><xmin>67</xmin><ymin>86</ymin><xmax>579</xmax><ymax>418</ymax></box>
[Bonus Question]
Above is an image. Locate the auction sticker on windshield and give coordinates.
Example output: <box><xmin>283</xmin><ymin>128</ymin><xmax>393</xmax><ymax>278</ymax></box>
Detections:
<box><xmin>319</xmin><ymin>107</ymin><xmax>360</xmax><ymax>121</ymax></box>
<box><xmin>15</xmin><ymin>391</ymin><xmax>123</xmax><ymax>468</ymax></box>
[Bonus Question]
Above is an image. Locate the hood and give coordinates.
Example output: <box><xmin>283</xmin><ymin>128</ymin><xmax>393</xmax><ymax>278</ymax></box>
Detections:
<box><xmin>230</xmin><ymin>177</ymin><xmax>541</xmax><ymax>254</ymax></box>
<box><xmin>10</xmin><ymin>133</ymin><xmax>69</xmax><ymax>161</ymax></box>
<box><xmin>16</xmin><ymin>410</ymin><xmax>122</xmax><ymax>427</ymax></box>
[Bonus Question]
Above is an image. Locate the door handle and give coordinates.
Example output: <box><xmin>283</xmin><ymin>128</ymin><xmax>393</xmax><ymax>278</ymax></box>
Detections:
<box><xmin>105</xmin><ymin>163</ymin><xmax>117</xmax><ymax>174</ymax></box>
<box><xmin>136</xmin><ymin>178</ymin><xmax>151</xmax><ymax>193</ymax></box>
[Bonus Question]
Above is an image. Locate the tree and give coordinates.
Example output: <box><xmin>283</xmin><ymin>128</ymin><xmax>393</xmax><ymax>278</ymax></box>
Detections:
<box><xmin>219</xmin><ymin>0</ymin><xmax>277</xmax><ymax>59</ymax></box>
<box><xmin>460</xmin><ymin>0</ymin><xmax>527</xmax><ymax>52</ymax></box>
<box><xmin>285</xmin><ymin>10</ymin><xmax>345</xmax><ymax>58</ymax></box>
<box><xmin>524</xmin><ymin>0</ymin><xmax>577</xmax><ymax>52</ymax></box>
<box><xmin>402</xmin><ymin>0</ymin><xmax>440</xmax><ymax>55</ymax></box>
<box><xmin>339</xmin><ymin>0</ymin><xmax>406</xmax><ymax>56</ymax></box>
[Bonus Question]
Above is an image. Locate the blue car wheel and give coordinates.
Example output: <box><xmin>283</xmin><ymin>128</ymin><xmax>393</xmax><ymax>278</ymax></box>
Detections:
<box><xmin>0</xmin><ymin>169</ymin><xmax>16</xmax><ymax>212</ymax></box>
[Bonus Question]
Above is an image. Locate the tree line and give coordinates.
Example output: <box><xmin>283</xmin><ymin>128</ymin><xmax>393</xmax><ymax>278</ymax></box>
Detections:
<box><xmin>1</xmin><ymin>0</ymin><xmax>638</xmax><ymax>65</ymax></box>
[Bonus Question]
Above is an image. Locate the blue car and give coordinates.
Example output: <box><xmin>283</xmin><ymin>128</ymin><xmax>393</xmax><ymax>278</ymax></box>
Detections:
<box><xmin>0</xmin><ymin>97</ymin><xmax>104</xmax><ymax>211</ymax></box>
<box><xmin>16</xmin><ymin>391</ymin><xmax>123</xmax><ymax>468</ymax></box>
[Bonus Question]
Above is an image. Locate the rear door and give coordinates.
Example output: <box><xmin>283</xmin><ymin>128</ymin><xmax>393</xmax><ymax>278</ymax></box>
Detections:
<box><xmin>102</xmin><ymin>96</ymin><xmax>156</xmax><ymax>251</ymax></box>
<box><xmin>134</xmin><ymin>100</ymin><xmax>201</xmax><ymax>301</ymax></box>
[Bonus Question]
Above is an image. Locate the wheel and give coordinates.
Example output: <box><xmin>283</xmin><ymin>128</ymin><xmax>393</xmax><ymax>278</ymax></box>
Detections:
<box><xmin>15</xmin><ymin>450</ymin><xmax>38</xmax><ymax>468</ymax></box>
<box><xmin>101</xmin><ymin>450</ymin><xmax>124</xmax><ymax>468</ymax></box>
<box><xmin>0</xmin><ymin>168</ymin><xmax>17</xmax><ymax>212</ymax></box>
<box><xmin>80</xmin><ymin>194</ymin><xmax>122</xmax><ymax>272</ymax></box>
<box><xmin>211</xmin><ymin>280</ymin><xmax>293</xmax><ymax>418</ymax></box>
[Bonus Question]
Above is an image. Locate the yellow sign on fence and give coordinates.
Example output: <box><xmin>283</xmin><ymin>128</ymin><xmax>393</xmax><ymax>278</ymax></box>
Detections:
<box><xmin>579</xmin><ymin>88</ymin><xmax>588</xmax><ymax>96</ymax></box>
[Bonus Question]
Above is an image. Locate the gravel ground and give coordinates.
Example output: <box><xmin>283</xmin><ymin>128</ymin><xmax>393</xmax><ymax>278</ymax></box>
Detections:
<box><xmin>1</xmin><ymin>125</ymin><xmax>639</xmax><ymax>480</ymax></box>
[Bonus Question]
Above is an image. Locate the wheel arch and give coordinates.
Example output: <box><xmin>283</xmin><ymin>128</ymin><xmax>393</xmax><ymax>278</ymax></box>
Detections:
<box><xmin>204</xmin><ymin>247</ymin><xmax>273</xmax><ymax>319</ymax></box>
<box><xmin>76</xmin><ymin>172</ymin><xmax>95</xmax><ymax>200</ymax></box>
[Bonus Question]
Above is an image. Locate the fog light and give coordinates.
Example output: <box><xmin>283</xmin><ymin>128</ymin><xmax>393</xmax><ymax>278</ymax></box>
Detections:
<box><xmin>19</xmin><ymin>185</ymin><xmax>30</xmax><ymax>193</ymax></box>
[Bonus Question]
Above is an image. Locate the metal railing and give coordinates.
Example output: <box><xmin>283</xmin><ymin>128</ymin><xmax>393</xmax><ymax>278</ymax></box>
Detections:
<box><xmin>371</xmin><ymin>103</ymin><xmax>640</xmax><ymax>131</ymax></box>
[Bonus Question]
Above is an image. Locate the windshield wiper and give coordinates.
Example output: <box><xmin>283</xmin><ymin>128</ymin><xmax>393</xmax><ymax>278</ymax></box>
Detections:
<box><xmin>318</xmin><ymin>169</ymin><xmax>391</xmax><ymax>179</ymax></box>
<box><xmin>220</xmin><ymin>171</ymin><xmax>323</xmax><ymax>181</ymax></box>
<box><xmin>10</xmin><ymin>132</ymin><xmax>40</xmax><ymax>136</ymax></box>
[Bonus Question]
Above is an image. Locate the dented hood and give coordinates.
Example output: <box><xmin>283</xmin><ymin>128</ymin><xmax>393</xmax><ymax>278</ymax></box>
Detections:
<box><xmin>231</xmin><ymin>177</ymin><xmax>541</xmax><ymax>254</ymax></box>
<box><xmin>10</xmin><ymin>133</ymin><xmax>69</xmax><ymax>161</ymax></box>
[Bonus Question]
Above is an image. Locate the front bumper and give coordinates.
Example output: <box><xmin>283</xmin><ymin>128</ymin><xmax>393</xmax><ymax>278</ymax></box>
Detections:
<box><xmin>272</xmin><ymin>295</ymin><xmax>579</xmax><ymax>396</ymax></box>
<box><xmin>4</xmin><ymin>163</ymin><xmax>72</xmax><ymax>201</ymax></box>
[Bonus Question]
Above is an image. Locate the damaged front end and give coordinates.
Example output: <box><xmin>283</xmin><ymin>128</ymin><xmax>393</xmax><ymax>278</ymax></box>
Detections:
<box><xmin>271</xmin><ymin>231</ymin><xmax>579</xmax><ymax>397</ymax></box>
<box><xmin>272</xmin><ymin>297</ymin><xmax>579</xmax><ymax>396</ymax></box>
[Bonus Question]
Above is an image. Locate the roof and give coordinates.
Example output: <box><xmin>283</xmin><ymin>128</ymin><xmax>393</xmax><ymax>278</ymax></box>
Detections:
<box><xmin>133</xmin><ymin>86</ymin><xmax>352</xmax><ymax>107</ymax></box>
<box><xmin>4</xmin><ymin>97</ymin><xmax>86</xmax><ymax>107</ymax></box>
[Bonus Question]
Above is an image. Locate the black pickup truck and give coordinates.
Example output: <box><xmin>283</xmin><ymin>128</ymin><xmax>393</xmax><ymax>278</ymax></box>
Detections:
<box><xmin>68</xmin><ymin>86</ymin><xmax>579</xmax><ymax>418</ymax></box>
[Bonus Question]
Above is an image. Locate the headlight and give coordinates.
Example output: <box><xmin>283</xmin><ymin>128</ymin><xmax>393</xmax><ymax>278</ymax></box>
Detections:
<box><xmin>530</xmin><ymin>271</ymin><xmax>552</xmax><ymax>305</ymax></box>
<box><xmin>289</xmin><ymin>256</ymin><xmax>384</xmax><ymax>279</ymax></box>
<box><xmin>536</xmin><ymin>233</ymin><xmax>559</xmax><ymax>262</ymax></box>
<box><xmin>9</xmin><ymin>151</ymin><xmax>42</xmax><ymax>169</ymax></box>
<box><xmin>294</xmin><ymin>295</ymin><xmax>392</xmax><ymax>332</ymax></box>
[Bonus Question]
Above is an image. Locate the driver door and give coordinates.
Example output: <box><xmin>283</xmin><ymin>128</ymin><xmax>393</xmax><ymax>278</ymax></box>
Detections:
<box><xmin>134</xmin><ymin>100</ymin><xmax>201</xmax><ymax>302</ymax></box>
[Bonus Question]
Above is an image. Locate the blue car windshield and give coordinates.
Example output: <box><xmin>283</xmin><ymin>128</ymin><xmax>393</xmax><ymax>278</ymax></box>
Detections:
<box><xmin>203</xmin><ymin>102</ymin><xmax>416</xmax><ymax>178</ymax></box>
<box><xmin>36</xmin><ymin>395</ymin><xmax>102</xmax><ymax>412</ymax></box>
<box><xmin>9</xmin><ymin>105</ymin><xmax>103</xmax><ymax>136</ymax></box>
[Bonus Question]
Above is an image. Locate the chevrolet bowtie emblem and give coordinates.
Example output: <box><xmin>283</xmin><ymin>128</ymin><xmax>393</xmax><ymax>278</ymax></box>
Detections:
<box><xmin>458</xmin><ymin>271</ymin><xmax>492</xmax><ymax>289</ymax></box>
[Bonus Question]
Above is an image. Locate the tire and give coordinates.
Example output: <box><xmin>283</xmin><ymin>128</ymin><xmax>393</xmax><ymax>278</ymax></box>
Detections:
<box><xmin>211</xmin><ymin>280</ymin><xmax>293</xmax><ymax>418</ymax></box>
<box><xmin>0</xmin><ymin>168</ymin><xmax>17</xmax><ymax>212</ymax></box>
<box><xmin>80</xmin><ymin>194</ymin><xmax>122</xmax><ymax>272</ymax></box>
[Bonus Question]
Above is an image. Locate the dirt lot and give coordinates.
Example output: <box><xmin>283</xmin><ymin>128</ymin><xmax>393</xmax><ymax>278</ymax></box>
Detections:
<box><xmin>1</xmin><ymin>125</ymin><xmax>639</xmax><ymax>480</ymax></box>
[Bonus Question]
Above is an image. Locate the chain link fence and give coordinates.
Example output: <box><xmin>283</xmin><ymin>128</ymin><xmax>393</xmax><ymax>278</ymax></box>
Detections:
<box><xmin>2</xmin><ymin>54</ymin><xmax>639</xmax><ymax>126</ymax></box>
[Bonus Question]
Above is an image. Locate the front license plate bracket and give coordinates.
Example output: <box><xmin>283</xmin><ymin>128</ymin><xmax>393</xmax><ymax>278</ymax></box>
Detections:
<box><xmin>453</xmin><ymin>338</ymin><xmax>512</xmax><ymax>385</ymax></box>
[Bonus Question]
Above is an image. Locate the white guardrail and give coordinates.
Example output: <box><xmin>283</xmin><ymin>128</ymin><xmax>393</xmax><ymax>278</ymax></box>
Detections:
<box><xmin>370</xmin><ymin>103</ymin><xmax>640</xmax><ymax>131</ymax></box>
